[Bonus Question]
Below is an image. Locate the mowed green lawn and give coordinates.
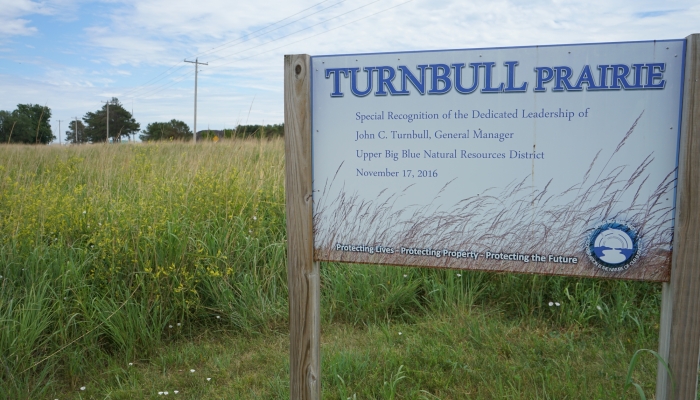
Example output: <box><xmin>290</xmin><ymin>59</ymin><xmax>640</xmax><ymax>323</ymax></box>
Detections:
<box><xmin>0</xmin><ymin>140</ymin><xmax>677</xmax><ymax>399</ymax></box>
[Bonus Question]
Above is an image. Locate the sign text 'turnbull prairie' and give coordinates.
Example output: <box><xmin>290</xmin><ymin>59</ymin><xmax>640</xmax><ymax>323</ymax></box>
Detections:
<box><xmin>311</xmin><ymin>40</ymin><xmax>685</xmax><ymax>281</ymax></box>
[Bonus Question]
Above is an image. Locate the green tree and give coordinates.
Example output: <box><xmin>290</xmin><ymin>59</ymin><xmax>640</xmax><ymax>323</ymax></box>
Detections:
<box><xmin>65</xmin><ymin>120</ymin><xmax>87</xmax><ymax>144</ymax></box>
<box><xmin>83</xmin><ymin>98</ymin><xmax>140</xmax><ymax>142</ymax></box>
<box><xmin>0</xmin><ymin>104</ymin><xmax>53</xmax><ymax>144</ymax></box>
<box><xmin>0</xmin><ymin>111</ymin><xmax>11</xmax><ymax>143</ymax></box>
<box><xmin>139</xmin><ymin>119</ymin><xmax>193</xmax><ymax>141</ymax></box>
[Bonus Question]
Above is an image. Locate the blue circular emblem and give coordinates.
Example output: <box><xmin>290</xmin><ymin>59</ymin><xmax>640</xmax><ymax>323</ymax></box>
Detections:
<box><xmin>587</xmin><ymin>222</ymin><xmax>640</xmax><ymax>272</ymax></box>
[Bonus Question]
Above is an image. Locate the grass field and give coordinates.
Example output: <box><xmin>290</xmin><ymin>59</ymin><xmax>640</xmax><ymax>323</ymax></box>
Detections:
<box><xmin>0</xmin><ymin>139</ymin><xmax>680</xmax><ymax>399</ymax></box>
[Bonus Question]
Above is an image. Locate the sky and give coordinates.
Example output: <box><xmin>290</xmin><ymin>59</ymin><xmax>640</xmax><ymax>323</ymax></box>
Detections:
<box><xmin>0</xmin><ymin>0</ymin><xmax>698</xmax><ymax>142</ymax></box>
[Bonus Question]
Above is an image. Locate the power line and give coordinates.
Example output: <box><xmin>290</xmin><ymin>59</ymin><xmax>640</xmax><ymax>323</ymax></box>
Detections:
<box><xmin>131</xmin><ymin>68</ymin><xmax>195</xmax><ymax>99</ymax></box>
<box><xmin>134</xmin><ymin>70</ymin><xmax>194</xmax><ymax>100</ymax></box>
<box><xmin>192</xmin><ymin>0</ymin><xmax>347</xmax><ymax>60</ymax></box>
<box><xmin>122</xmin><ymin>62</ymin><xmax>189</xmax><ymax>97</ymax></box>
<box><xmin>191</xmin><ymin>0</ymin><xmax>343</xmax><ymax>59</ymax></box>
<box><xmin>122</xmin><ymin>1</ymin><xmax>342</xmax><ymax>99</ymax></box>
<box><xmin>127</xmin><ymin>0</ymin><xmax>411</xmax><ymax>102</ymax></box>
<box><xmin>135</xmin><ymin>1</ymin><xmax>358</xmax><ymax>100</ymax></box>
<box><xmin>207</xmin><ymin>0</ymin><xmax>382</xmax><ymax>64</ymax></box>
<box><xmin>121</xmin><ymin>64</ymin><xmax>189</xmax><ymax>98</ymax></box>
<box><xmin>141</xmin><ymin>0</ymin><xmax>410</xmax><ymax>100</ymax></box>
<box><xmin>209</xmin><ymin>0</ymin><xmax>413</xmax><ymax>71</ymax></box>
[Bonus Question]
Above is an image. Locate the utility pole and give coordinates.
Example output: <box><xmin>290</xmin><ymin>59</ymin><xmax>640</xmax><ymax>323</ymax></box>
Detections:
<box><xmin>102</xmin><ymin>100</ymin><xmax>110</xmax><ymax>143</ymax></box>
<box><xmin>74</xmin><ymin>117</ymin><xmax>79</xmax><ymax>144</ymax></box>
<box><xmin>184</xmin><ymin>58</ymin><xmax>208</xmax><ymax>143</ymax></box>
<box><xmin>58</xmin><ymin>120</ymin><xmax>62</xmax><ymax>145</ymax></box>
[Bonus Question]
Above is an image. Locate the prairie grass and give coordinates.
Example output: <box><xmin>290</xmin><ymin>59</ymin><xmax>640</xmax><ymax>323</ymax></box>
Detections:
<box><xmin>0</xmin><ymin>140</ymin><xmax>287</xmax><ymax>398</ymax></box>
<box><xmin>0</xmin><ymin>139</ymin><xmax>679</xmax><ymax>398</ymax></box>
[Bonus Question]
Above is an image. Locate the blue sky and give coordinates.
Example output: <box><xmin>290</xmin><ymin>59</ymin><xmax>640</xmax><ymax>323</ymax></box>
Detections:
<box><xmin>0</xmin><ymin>0</ymin><xmax>698</xmax><ymax>142</ymax></box>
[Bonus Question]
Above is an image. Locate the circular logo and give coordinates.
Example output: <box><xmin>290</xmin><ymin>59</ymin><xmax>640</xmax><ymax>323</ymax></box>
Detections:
<box><xmin>587</xmin><ymin>222</ymin><xmax>640</xmax><ymax>272</ymax></box>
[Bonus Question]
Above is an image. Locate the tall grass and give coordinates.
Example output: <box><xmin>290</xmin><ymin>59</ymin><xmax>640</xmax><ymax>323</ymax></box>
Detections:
<box><xmin>0</xmin><ymin>139</ymin><xmax>663</xmax><ymax>398</ymax></box>
<box><xmin>0</xmin><ymin>140</ymin><xmax>288</xmax><ymax>398</ymax></box>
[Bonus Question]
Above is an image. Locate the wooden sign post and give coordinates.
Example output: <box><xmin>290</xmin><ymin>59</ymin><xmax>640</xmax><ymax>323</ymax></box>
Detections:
<box><xmin>286</xmin><ymin>34</ymin><xmax>699</xmax><ymax>400</ymax></box>
<box><xmin>285</xmin><ymin>54</ymin><xmax>320</xmax><ymax>400</ymax></box>
<box><xmin>656</xmin><ymin>33</ymin><xmax>700</xmax><ymax>400</ymax></box>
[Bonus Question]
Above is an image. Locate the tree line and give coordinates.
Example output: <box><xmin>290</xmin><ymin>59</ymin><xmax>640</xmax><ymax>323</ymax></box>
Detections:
<box><xmin>0</xmin><ymin>104</ymin><xmax>54</xmax><ymax>144</ymax></box>
<box><xmin>196</xmin><ymin>124</ymin><xmax>285</xmax><ymax>141</ymax></box>
<box><xmin>0</xmin><ymin>98</ymin><xmax>284</xmax><ymax>144</ymax></box>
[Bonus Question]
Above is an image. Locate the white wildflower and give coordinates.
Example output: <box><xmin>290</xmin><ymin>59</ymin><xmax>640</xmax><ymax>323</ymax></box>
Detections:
<box><xmin>80</xmin><ymin>386</ymin><xmax>86</xmax><ymax>391</ymax></box>
<box><xmin>548</xmin><ymin>302</ymin><xmax>554</xmax><ymax>306</ymax></box>
<box><xmin>190</xmin><ymin>369</ymin><xmax>195</xmax><ymax>373</ymax></box>
<box><xmin>206</xmin><ymin>378</ymin><xmax>211</xmax><ymax>381</ymax></box>
<box><xmin>555</xmin><ymin>302</ymin><xmax>561</xmax><ymax>307</ymax></box>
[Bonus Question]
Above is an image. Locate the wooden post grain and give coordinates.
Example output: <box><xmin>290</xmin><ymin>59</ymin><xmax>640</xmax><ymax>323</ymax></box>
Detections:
<box><xmin>284</xmin><ymin>54</ymin><xmax>320</xmax><ymax>400</ymax></box>
<box><xmin>657</xmin><ymin>33</ymin><xmax>700</xmax><ymax>400</ymax></box>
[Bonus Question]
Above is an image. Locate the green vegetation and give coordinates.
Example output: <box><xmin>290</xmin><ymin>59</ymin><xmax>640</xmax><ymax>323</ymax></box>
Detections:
<box><xmin>230</xmin><ymin>123</ymin><xmax>284</xmax><ymax>138</ymax></box>
<box><xmin>0</xmin><ymin>140</ymin><xmax>672</xmax><ymax>399</ymax></box>
<box><xmin>140</xmin><ymin>119</ymin><xmax>193</xmax><ymax>142</ymax></box>
<box><xmin>199</xmin><ymin>123</ymin><xmax>284</xmax><ymax>140</ymax></box>
<box><xmin>69</xmin><ymin>97</ymin><xmax>140</xmax><ymax>143</ymax></box>
<box><xmin>0</xmin><ymin>104</ymin><xmax>54</xmax><ymax>144</ymax></box>
<box><xmin>65</xmin><ymin>119</ymin><xmax>86</xmax><ymax>144</ymax></box>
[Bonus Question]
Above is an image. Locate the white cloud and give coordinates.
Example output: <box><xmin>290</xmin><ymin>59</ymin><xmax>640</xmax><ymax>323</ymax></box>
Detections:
<box><xmin>0</xmin><ymin>18</ymin><xmax>37</xmax><ymax>38</ymax></box>
<box><xmin>0</xmin><ymin>1</ymin><xmax>48</xmax><ymax>37</ymax></box>
<box><xmin>1</xmin><ymin>0</ymin><xmax>699</xmax><ymax>142</ymax></box>
<box><xmin>0</xmin><ymin>0</ymin><xmax>81</xmax><ymax>39</ymax></box>
<box><xmin>77</xmin><ymin>0</ymin><xmax>700</xmax><ymax>77</ymax></box>
<box><xmin>0</xmin><ymin>0</ymin><xmax>44</xmax><ymax>38</ymax></box>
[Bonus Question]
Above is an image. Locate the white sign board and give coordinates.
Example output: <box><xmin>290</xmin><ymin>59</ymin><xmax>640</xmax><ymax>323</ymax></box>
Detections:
<box><xmin>311</xmin><ymin>40</ymin><xmax>685</xmax><ymax>281</ymax></box>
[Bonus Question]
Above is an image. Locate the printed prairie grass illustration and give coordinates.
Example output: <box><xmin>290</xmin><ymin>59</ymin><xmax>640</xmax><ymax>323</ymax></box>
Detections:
<box><xmin>314</xmin><ymin>112</ymin><xmax>675</xmax><ymax>281</ymax></box>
